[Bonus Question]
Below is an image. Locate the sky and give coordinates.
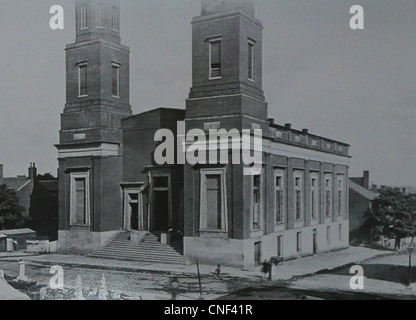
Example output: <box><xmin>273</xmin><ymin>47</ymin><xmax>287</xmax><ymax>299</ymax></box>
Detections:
<box><xmin>0</xmin><ymin>0</ymin><xmax>415</xmax><ymax>186</ymax></box>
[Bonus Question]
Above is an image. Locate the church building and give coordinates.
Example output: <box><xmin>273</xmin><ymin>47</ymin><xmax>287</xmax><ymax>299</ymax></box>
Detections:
<box><xmin>56</xmin><ymin>0</ymin><xmax>351</xmax><ymax>269</ymax></box>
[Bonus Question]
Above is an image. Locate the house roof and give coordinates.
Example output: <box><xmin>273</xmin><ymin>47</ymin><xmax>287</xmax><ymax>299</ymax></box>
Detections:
<box><xmin>1</xmin><ymin>177</ymin><xmax>31</xmax><ymax>192</ymax></box>
<box><xmin>1</xmin><ymin>228</ymin><xmax>36</xmax><ymax>236</ymax></box>
<box><xmin>349</xmin><ymin>180</ymin><xmax>379</xmax><ymax>201</ymax></box>
<box><xmin>0</xmin><ymin>233</ymin><xmax>6</xmax><ymax>239</ymax></box>
<box><xmin>38</xmin><ymin>180</ymin><xmax>58</xmax><ymax>192</ymax></box>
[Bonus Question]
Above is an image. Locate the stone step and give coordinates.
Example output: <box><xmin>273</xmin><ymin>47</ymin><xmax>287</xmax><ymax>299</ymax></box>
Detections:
<box><xmin>89</xmin><ymin>254</ymin><xmax>187</xmax><ymax>264</ymax></box>
<box><xmin>104</xmin><ymin>243</ymin><xmax>176</xmax><ymax>251</ymax></box>
<box><xmin>98</xmin><ymin>248</ymin><xmax>182</xmax><ymax>257</ymax></box>
<box><xmin>90</xmin><ymin>250</ymin><xmax>187</xmax><ymax>260</ymax></box>
<box><xmin>89</xmin><ymin>231</ymin><xmax>187</xmax><ymax>265</ymax></box>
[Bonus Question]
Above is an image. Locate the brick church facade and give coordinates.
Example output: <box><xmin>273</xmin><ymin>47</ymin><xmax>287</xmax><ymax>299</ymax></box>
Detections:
<box><xmin>57</xmin><ymin>0</ymin><xmax>351</xmax><ymax>269</ymax></box>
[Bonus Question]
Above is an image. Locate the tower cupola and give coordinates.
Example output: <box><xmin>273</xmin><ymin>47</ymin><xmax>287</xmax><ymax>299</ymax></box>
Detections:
<box><xmin>76</xmin><ymin>0</ymin><xmax>121</xmax><ymax>44</ymax></box>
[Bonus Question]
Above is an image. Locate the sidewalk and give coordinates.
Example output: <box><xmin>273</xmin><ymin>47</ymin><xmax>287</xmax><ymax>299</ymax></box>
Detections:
<box><xmin>1</xmin><ymin>246</ymin><xmax>391</xmax><ymax>281</ymax></box>
<box><xmin>274</xmin><ymin>246</ymin><xmax>392</xmax><ymax>281</ymax></box>
<box><xmin>289</xmin><ymin>274</ymin><xmax>416</xmax><ymax>298</ymax></box>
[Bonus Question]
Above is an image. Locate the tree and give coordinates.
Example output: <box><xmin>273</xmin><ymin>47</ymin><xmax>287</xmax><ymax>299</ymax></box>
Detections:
<box><xmin>0</xmin><ymin>184</ymin><xmax>25</xmax><ymax>230</ymax></box>
<box><xmin>373</xmin><ymin>189</ymin><xmax>416</xmax><ymax>250</ymax></box>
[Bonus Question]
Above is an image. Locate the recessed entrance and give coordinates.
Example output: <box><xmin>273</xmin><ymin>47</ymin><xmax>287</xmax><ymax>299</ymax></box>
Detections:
<box><xmin>149</xmin><ymin>175</ymin><xmax>172</xmax><ymax>232</ymax></box>
<box><xmin>122</xmin><ymin>184</ymin><xmax>144</xmax><ymax>231</ymax></box>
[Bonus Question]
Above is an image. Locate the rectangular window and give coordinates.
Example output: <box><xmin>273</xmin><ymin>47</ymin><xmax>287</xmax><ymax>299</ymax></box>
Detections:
<box><xmin>96</xmin><ymin>3</ymin><xmax>103</xmax><ymax>27</ymax></box>
<box><xmin>112</xmin><ymin>64</ymin><xmax>120</xmax><ymax>97</ymax></box>
<box><xmin>311</xmin><ymin>174</ymin><xmax>319</xmax><ymax>220</ymax></box>
<box><xmin>294</xmin><ymin>172</ymin><xmax>303</xmax><ymax>221</ymax></box>
<box><xmin>75</xmin><ymin>178</ymin><xmax>86</xmax><ymax>224</ymax></box>
<box><xmin>112</xmin><ymin>6</ymin><xmax>119</xmax><ymax>30</ymax></box>
<box><xmin>248</xmin><ymin>41</ymin><xmax>255</xmax><ymax>80</ymax></box>
<box><xmin>337</xmin><ymin>176</ymin><xmax>344</xmax><ymax>216</ymax></box>
<box><xmin>327</xmin><ymin>226</ymin><xmax>331</xmax><ymax>245</ymax></box>
<box><xmin>325</xmin><ymin>175</ymin><xmax>332</xmax><ymax>218</ymax></box>
<box><xmin>275</xmin><ymin>173</ymin><xmax>285</xmax><ymax>224</ymax></box>
<box><xmin>277</xmin><ymin>236</ymin><xmax>283</xmax><ymax>258</ymax></box>
<box><xmin>206</xmin><ymin>175</ymin><xmax>222</xmax><ymax>230</ymax></box>
<box><xmin>296</xmin><ymin>232</ymin><xmax>302</xmax><ymax>253</ymax></box>
<box><xmin>200</xmin><ymin>169</ymin><xmax>227</xmax><ymax>232</ymax></box>
<box><xmin>252</xmin><ymin>175</ymin><xmax>261</xmax><ymax>229</ymax></box>
<box><xmin>79</xmin><ymin>64</ymin><xmax>88</xmax><ymax>97</ymax></box>
<box><xmin>80</xmin><ymin>4</ymin><xmax>88</xmax><ymax>29</ymax></box>
<box><xmin>70</xmin><ymin>172</ymin><xmax>90</xmax><ymax>226</ymax></box>
<box><xmin>209</xmin><ymin>39</ymin><xmax>221</xmax><ymax>79</ymax></box>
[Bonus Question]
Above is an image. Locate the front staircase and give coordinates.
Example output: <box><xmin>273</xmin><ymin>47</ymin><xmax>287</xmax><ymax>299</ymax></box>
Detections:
<box><xmin>89</xmin><ymin>231</ymin><xmax>187</xmax><ymax>265</ymax></box>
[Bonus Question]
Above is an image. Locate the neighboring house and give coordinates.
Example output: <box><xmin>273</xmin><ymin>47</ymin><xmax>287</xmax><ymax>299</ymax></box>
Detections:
<box><xmin>0</xmin><ymin>163</ymin><xmax>58</xmax><ymax>240</ymax></box>
<box><xmin>0</xmin><ymin>164</ymin><xmax>34</xmax><ymax>218</ymax></box>
<box><xmin>56</xmin><ymin>0</ymin><xmax>351</xmax><ymax>269</ymax></box>
<box><xmin>349</xmin><ymin>171</ymin><xmax>379</xmax><ymax>244</ymax></box>
<box><xmin>0</xmin><ymin>229</ymin><xmax>37</xmax><ymax>250</ymax></box>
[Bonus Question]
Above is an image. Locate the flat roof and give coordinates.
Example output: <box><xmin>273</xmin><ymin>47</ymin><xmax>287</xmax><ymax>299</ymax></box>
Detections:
<box><xmin>1</xmin><ymin>228</ymin><xmax>36</xmax><ymax>236</ymax></box>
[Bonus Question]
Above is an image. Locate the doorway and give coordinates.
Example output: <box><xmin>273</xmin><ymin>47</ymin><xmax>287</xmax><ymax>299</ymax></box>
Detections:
<box><xmin>149</xmin><ymin>175</ymin><xmax>172</xmax><ymax>232</ymax></box>
<box><xmin>123</xmin><ymin>187</ymin><xmax>143</xmax><ymax>231</ymax></box>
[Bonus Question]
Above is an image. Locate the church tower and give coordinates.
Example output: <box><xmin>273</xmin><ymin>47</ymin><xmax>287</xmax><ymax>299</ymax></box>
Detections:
<box><xmin>186</xmin><ymin>0</ymin><xmax>268</xmax><ymax>130</ymax></box>
<box><xmin>56</xmin><ymin>0</ymin><xmax>132</xmax><ymax>253</ymax></box>
<box><xmin>183</xmin><ymin>0</ymin><xmax>270</xmax><ymax>267</ymax></box>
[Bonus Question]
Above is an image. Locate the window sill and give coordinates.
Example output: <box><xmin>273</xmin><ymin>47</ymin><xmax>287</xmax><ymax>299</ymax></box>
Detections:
<box><xmin>248</xmin><ymin>78</ymin><xmax>255</xmax><ymax>83</ymax></box>
<box><xmin>250</xmin><ymin>230</ymin><xmax>264</xmax><ymax>238</ymax></box>
<box><xmin>112</xmin><ymin>95</ymin><xmax>120</xmax><ymax>99</ymax></box>
<box><xmin>310</xmin><ymin>219</ymin><xmax>319</xmax><ymax>226</ymax></box>
<box><xmin>274</xmin><ymin>224</ymin><xmax>285</xmax><ymax>232</ymax></box>
<box><xmin>70</xmin><ymin>224</ymin><xmax>90</xmax><ymax>230</ymax></box>
<box><xmin>294</xmin><ymin>220</ymin><xmax>304</xmax><ymax>229</ymax></box>
<box><xmin>209</xmin><ymin>77</ymin><xmax>222</xmax><ymax>81</ymax></box>
<box><xmin>199</xmin><ymin>230</ymin><xmax>228</xmax><ymax>239</ymax></box>
<box><xmin>199</xmin><ymin>229</ymin><xmax>227</xmax><ymax>233</ymax></box>
<box><xmin>78</xmin><ymin>95</ymin><xmax>88</xmax><ymax>98</ymax></box>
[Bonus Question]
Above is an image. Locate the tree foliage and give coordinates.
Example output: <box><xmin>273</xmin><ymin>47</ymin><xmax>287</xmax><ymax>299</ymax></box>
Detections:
<box><xmin>0</xmin><ymin>184</ymin><xmax>25</xmax><ymax>230</ymax></box>
<box><xmin>373</xmin><ymin>189</ymin><xmax>416</xmax><ymax>247</ymax></box>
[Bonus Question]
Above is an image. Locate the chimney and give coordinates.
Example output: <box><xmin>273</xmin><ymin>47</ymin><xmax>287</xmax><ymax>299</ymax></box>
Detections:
<box><xmin>28</xmin><ymin>163</ymin><xmax>37</xmax><ymax>181</ymax></box>
<box><xmin>0</xmin><ymin>164</ymin><xmax>3</xmax><ymax>183</ymax></box>
<box><xmin>285</xmin><ymin>123</ymin><xmax>292</xmax><ymax>129</ymax></box>
<box><xmin>363</xmin><ymin>171</ymin><xmax>370</xmax><ymax>189</ymax></box>
<box><xmin>302</xmin><ymin>129</ymin><xmax>309</xmax><ymax>134</ymax></box>
<box><xmin>371</xmin><ymin>184</ymin><xmax>378</xmax><ymax>193</ymax></box>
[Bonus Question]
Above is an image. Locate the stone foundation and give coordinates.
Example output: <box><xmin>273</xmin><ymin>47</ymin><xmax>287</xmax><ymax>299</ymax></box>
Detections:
<box><xmin>58</xmin><ymin>229</ymin><xmax>119</xmax><ymax>254</ymax></box>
